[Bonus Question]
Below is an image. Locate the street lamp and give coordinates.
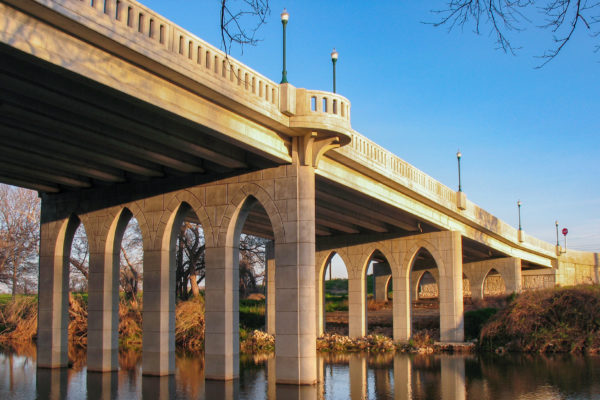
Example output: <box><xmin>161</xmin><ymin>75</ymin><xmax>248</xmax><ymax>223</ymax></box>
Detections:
<box><xmin>555</xmin><ymin>220</ymin><xmax>559</xmax><ymax>247</ymax></box>
<box><xmin>517</xmin><ymin>200</ymin><xmax>522</xmax><ymax>231</ymax></box>
<box><xmin>280</xmin><ymin>9</ymin><xmax>289</xmax><ymax>84</ymax></box>
<box><xmin>331</xmin><ymin>48</ymin><xmax>338</xmax><ymax>93</ymax></box>
<box><xmin>456</xmin><ymin>150</ymin><xmax>462</xmax><ymax>192</ymax></box>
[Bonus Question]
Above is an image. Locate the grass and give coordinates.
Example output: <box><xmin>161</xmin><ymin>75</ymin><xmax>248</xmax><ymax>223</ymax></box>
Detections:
<box><xmin>239</xmin><ymin>299</ymin><xmax>265</xmax><ymax>330</ymax></box>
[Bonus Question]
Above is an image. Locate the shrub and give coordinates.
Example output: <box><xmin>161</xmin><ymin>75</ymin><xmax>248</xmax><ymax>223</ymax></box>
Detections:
<box><xmin>480</xmin><ymin>285</ymin><xmax>600</xmax><ymax>353</ymax></box>
<box><xmin>464</xmin><ymin>307</ymin><xmax>497</xmax><ymax>340</ymax></box>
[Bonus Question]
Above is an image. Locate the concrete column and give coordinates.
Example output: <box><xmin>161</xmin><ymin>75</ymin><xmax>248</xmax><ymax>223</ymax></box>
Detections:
<box><xmin>393</xmin><ymin>253</ymin><xmax>411</xmax><ymax>341</ymax></box>
<box><xmin>274</xmin><ymin>160</ymin><xmax>317</xmax><ymax>385</ymax></box>
<box><xmin>393</xmin><ymin>355</ymin><xmax>412</xmax><ymax>400</ymax></box>
<box><xmin>87</xmin><ymin>212</ymin><xmax>128</xmax><ymax>372</ymax></box>
<box><xmin>37</xmin><ymin>216</ymin><xmax>74</xmax><ymax>369</ymax></box>
<box><xmin>142</xmin><ymin>242</ymin><xmax>176</xmax><ymax>376</ymax></box>
<box><xmin>373</xmin><ymin>262</ymin><xmax>391</xmax><ymax>302</ymax></box>
<box><xmin>438</xmin><ymin>232</ymin><xmax>464</xmax><ymax>342</ymax></box>
<box><xmin>349</xmin><ymin>355</ymin><xmax>367</xmax><ymax>400</ymax></box>
<box><xmin>348</xmin><ymin>274</ymin><xmax>366</xmax><ymax>338</ymax></box>
<box><xmin>265</xmin><ymin>241</ymin><xmax>276</xmax><ymax>335</ymax></box>
<box><xmin>204</xmin><ymin>245</ymin><xmax>239</xmax><ymax>380</ymax></box>
<box><xmin>440</xmin><ymin>357</ymin><xmax>466</xmax><ymax>400</ymax></box>
<box><xmin>504</xmin><ymin>258</ymin><xmax>522</xmax><ymax>295</ymax></box>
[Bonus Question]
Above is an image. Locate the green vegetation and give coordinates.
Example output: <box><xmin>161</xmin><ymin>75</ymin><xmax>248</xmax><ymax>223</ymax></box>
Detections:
<box><xmin>464</xmin><ymin>307</ymin><xmax>498</xmax><ymax>340</ymax></box>
<box><xmin>324</xmin><ymin>278</ymin><xmax>348</xmax><ymax>292</ymax></box>
<box><xmin>239</xmin><ymin>299</ymin><xmax>265</xmax><ymax>330</ymax></box>
<box><xmin>480</xmin><ymin>285</ymin><xmax>600</xmax><ymax>353</ymax></box>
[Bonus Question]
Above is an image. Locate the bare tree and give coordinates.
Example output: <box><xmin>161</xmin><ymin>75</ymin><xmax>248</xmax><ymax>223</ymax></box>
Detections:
<box><xmin>220</xmin><ymin>0</ymin><xmax>270</xmax><ymax>54</ymax></box>
<box><xmin>175</xmin><ymin>221</ymin><xmax>205</xmax><ymax>300</ymax></box>
<box><xmin>120</xmin><ymin>219</ymin><xmax>143</xmax><ymax>304</ymax></box>
<box><xmin>0</xmin><ymin>185</ymin><xmax>40</xmax><ymax>297</ymax></box>
<box><xmin>239</xmin><ymin>234</ymin><xmax>267</xmax><ymax>298</ymax></box>
<box><xmin>69</xmin><ymin>224</ymin><xmax>89</xmax><ymax>292</ymax></box>
<box><xmin>431</xmin><ymin>0</ymin><xmax>600</xmax><ymax>66</ymax></box>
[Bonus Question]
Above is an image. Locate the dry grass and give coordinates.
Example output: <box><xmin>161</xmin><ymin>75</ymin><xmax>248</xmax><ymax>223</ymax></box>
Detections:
<box><xmin>175</xmin><ymin>296</ymin><xmax>205</xmax><ymax>352</ymax></box>
<box><xmin>481</xmin><ymin>285</ymin><xmax>600</xmax><ymax>353</ymax></box>
<box><xmin>119</xmin><ymin>298</ymin><xmax>143</xmax><ymax>350</ymax></box>
<box><xmin>0</xmin><ymin>295</ymin><xmax>37</xmax><ymax>346</ymax></box>
<box><xmin>69</xmin><ymin>294</ymin><xmax>87</xmax><ymax>347</ymax></box>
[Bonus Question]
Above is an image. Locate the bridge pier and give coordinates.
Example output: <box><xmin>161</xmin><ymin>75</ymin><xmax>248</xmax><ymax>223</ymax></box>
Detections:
<box><xmin>37</xmin><ymin>214</ymin><xmax>77</xmax><ymax>369</ymax></box>
<box><xmin>316</xmin><ymin>231</ymin><xmax>464</xmax><ymax>343</ymax></box>
<box><xmin>86</xmin><ymin>209</ymin><xmax>131</xmax><ymax>372</ymax></box>
<box><xmin>463</xmin><ymin>257</ymin><xmax>522</xmax><ymax>300</ymax></box>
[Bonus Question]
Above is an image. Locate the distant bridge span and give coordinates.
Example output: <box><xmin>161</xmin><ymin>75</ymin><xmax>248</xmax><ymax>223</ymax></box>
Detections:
<box><xmin>1</xmin><ymin>0</ymin><xmax>597</xmax><ymax>385</ymax></box>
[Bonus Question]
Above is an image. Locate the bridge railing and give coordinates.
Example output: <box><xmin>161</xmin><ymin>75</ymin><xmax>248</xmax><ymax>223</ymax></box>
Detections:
<box><xmin>336</xmin><ymin>131</ymin><xmax>457</xmax><ymax>206</ymax></box>
<box><xmin>73</xmin><ymin>0</ymin><xmax>279</xmax><ymax>108</ymax></box>
<box><xmin>297</xmin><ymin>90</ymin><xmax>351</xmax><ymax>122</ymax></box>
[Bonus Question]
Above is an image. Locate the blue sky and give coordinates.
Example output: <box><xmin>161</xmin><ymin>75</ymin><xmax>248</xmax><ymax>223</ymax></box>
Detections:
<box><xmin>142</xmin><ymin>0</ymin><xmax>599</xmax><ymax>253</ymax></box>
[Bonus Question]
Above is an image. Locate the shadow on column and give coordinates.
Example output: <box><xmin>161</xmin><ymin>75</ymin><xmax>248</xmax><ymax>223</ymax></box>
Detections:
<box><xmin>275</xmin><ymin>383</ymin><xmax>318</xmax><ymax>400</ymax></box>
<box><xmin>36</xmin><ymin>367</ymin><xmax>68</xmax><ymax>400</ymax></box>
<box><xmin>87</xmin><ymin>371</ymin><xmax>118</xmax><ymax>400</ymax></box>
<box><xmin>141</xmin><ymin>375</ymin><xmax>175</xmax><ymax>400</ymax></box>
<box><xmin>205</xmin><ymin>379</ymin><xmax>240</xmax><ymax>400</ymax></box>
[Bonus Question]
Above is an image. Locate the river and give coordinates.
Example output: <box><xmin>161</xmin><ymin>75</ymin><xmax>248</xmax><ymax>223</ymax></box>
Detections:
<box><xmin>1</xmin><ymin>345</ymin><xmax>599</xmax><ymax>399</ymax></box>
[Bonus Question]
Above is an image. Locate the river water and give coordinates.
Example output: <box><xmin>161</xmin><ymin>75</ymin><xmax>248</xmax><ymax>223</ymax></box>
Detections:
<box><xmin>1</xmin><ymin>346</ymin><xmax>599</xmax><ymax>399</ymax></box>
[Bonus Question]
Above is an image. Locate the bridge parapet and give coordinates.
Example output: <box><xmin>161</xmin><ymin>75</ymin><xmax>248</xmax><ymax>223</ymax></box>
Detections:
<box><xmin>28</xmin><ymin>0</ymin><xmax>281</xmax><ymax>114</ymax></box>
<box><xmin>336</xmin><ymin>131</ymin><xmax>458</xmax><ymax>207</ymax></box>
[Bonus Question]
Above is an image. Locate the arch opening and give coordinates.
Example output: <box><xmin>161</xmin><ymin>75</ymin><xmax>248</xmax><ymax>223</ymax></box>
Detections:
<box><xmin>365</xmin><ymin>250</ymin><xmax>393</xmax><ymax>337</ymax></box>
<box><xmin>483</xmin><ymin>268</ymin><xmax>506</xmax><ymax>298</ymax></box>
<box><xmin>234</xmin><ymin>197</ymin><xmax>273</xmax><ymax>334</ymax></box>
<box><xmin>409</xmin><ymin>248</ymin><xmax>440</xmax><ymax>339</ymax></box>
<box><xmin>68</xmin><ymin>219</ymin><xmax>88</xmax><ymax>366</ymax></box>
<box><xmin>117</xmin><ymin>213</ymin><xmax>143</xmax><ymax>363</ymax></box>
<box><xmin>321</xmin><ymin>252</ymin><xmax>349</xmax><ymax>335</ymax></box>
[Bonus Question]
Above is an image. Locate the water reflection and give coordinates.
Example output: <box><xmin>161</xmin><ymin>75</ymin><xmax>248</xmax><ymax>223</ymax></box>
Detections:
<box><xmin>0</xmin><ymin>345</ymin><xmax>599</xmax><ymax>399</ymax></box>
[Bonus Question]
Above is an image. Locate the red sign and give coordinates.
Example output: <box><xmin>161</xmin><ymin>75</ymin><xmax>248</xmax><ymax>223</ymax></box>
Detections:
<box><xmin>562</xmin><ymin>228</ymin><xmax>569</xmax><ymax>236</ymax></box>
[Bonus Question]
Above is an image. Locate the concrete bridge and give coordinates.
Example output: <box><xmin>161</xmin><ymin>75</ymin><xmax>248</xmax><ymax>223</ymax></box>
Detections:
<box><xmin>1</xmin><ymin>0</ymin><xmax>598</xmax><ymax>386</ymax></box>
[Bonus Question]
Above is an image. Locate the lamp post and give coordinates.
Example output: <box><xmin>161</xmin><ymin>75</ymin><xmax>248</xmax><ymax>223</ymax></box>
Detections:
<box><xmin>517</xmin><ymin>200</ymin><xmax>522</xmax><ymax>231</ymax></box>
<box><xmin>456</xmin><ymin>150</ymin><xmax>462</xmax><ymax>192</ymax></box>
<box><xmin>555</xmin><ymin>220</ymin><xmax>559</xmax><ymax>247</ymax></box>
<box><xmin>280</xmin><ymin>9</ymin><xmax>289</xmax><ymax>84</ymax></box>
<box><xmin>331</xmin><ymin>48</ymin><xmax>338</xmax><ymax>93</ymax></box>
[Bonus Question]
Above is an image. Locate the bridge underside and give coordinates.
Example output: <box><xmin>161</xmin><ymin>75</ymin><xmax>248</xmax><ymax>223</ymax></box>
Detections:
<box><xmin>0</xmin><ymin>44</ymin><xmax>281</xmax><ymax>194</ymax></box>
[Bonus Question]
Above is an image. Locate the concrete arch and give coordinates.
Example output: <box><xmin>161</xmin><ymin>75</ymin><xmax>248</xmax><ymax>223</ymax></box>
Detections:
<box><xmin>414</xmin><ymin>269</ymin><xmax>439</xmax><ymax>300</ymax></box>
<box><xmin>357</xmin><ymin>245</ymin><xmax>395</xmax><ymax>279</ymax></box>
<box><xmin>482</xmin><ymin>267</ymin><xmax>506</xmax><ymax>297</ymax></box>
<box><xmin>163</xmin><ymin>191</ymin><xmax>212</xmax><ymax>248</ymax></box>
<box><xmin>222</xmin><ymin>184</ymin><xmax>285</xmax><ymax>247</ymax></box>
<box><xmin>403</xmin><ymin>242</ymin><xmax>446</xmax><ymax>278</ymax></box>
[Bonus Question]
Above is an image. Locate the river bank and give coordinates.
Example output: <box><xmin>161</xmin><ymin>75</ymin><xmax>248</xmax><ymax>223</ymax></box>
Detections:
<box><xmin>1</xmin><ymin>285</ymin><xmax>598</xmax><ymax>356</ymax></box>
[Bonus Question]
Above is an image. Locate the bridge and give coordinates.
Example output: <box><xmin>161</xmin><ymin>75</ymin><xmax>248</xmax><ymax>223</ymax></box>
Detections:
<box><xmin>1</xmin><ymin>0</ymin><xmax>598</xmax><ymax>386</ymax></box>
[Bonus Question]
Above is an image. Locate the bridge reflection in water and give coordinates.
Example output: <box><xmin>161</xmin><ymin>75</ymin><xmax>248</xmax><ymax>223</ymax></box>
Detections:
<box><xmin>3</xmin><ymin>347</ymin><xmax>598</xmax><ymax>400</ymax></box>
